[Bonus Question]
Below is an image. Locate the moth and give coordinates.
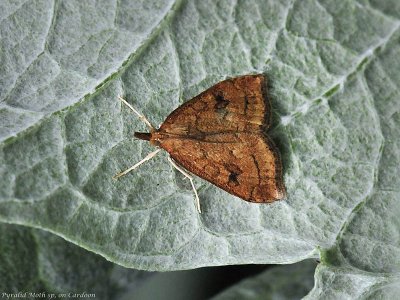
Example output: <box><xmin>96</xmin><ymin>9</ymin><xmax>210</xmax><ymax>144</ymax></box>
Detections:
<box><xmin>114</xmin><ymin>75</ymin><xmax>286</xmax><ymax>213</ymax></box>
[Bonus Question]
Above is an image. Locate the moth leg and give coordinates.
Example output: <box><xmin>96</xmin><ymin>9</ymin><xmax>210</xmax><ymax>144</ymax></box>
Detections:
<box><xmin>167</xmin><ymin>157</ymin><xmax>201</xmax><ymax>214</ymax></box>
<box><xmin>113</xmin><ymin>149</ymin><xmax>161</xmax><ymax>179</ymax></box>
<box><xmin>117</xmin><ymin>95</ymin><xmax>155</xmax><ymax>131</ymax></box>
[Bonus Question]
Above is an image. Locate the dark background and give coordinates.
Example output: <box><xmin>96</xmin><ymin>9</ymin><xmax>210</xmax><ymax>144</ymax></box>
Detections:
<box><xmin>130</xmin><ymin>264</ymin><xmax>273</xmax><ymax>299</ymax></box>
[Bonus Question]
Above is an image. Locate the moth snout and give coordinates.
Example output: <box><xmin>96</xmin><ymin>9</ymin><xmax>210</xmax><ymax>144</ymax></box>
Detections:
<box><xmin>134</xmin><ymin>132</ymin><xmax>151</xmax><ymax>141</ymax></box>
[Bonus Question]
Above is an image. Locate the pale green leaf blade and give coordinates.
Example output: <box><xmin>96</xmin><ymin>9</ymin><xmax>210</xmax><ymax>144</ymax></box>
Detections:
<box><xmin>306</xmin><ymin>19</ymin><xmax>400</xmax><ymax>298</ymax></box>
<box><xmin>0</xmin><ymin>0</ymin><xmax>176</xmax><ymax>140</ymax></box>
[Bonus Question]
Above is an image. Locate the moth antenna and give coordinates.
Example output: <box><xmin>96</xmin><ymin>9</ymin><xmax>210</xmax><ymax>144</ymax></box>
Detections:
<box><xmin>117</xmin><ymin>95</ymin><xmax>155</xmax><ymax>131</ymax></box>
<box><xmin>113</xmin><ymin>149</ymin><xmax>161</xmax><ymax>179</ymax></box>
<box><xmin>168</xmin><ymin>157</ymin><xmax>201</xmax><ymax>214</ymax></box>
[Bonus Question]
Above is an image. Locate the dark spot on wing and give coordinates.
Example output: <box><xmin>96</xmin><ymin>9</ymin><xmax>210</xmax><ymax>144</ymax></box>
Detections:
<box><xmin>225</xmin><ymin>163</ymin><xmax>242</xmax><ymax>186</ymax></box>
<box><xmin>228</xmin><ymin>172</ymin><xmax>240</xmax><ymax>186</ymax></box>
<box><xmin>214</xmin><ymin>94</ymin><xmax>229</xmax><ymax>109</ymax></box>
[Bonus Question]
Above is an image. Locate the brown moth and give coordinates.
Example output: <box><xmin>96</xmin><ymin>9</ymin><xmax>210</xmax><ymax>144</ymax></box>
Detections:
<box><xmin>114</xmin><ymin>75</ymin><xmax>286</xmax><ymax>213</ymax></box>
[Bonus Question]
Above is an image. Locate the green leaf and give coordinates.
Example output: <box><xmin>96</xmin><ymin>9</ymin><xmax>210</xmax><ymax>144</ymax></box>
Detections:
<box><xmin>212</xmin><ymin>260</ymin><xmax>316</xmax><ymax>300</ymax></box>
<box><xmin>0</xmin><ymin>0</ymin><xmax>176</xmax><ymax>140</ymax></box>
<box><xmin>0</xmin><ymin>223</ymin><xmax>148</xmax><ymax>297</ymax></box>
<box><xmin>0</xmin><ymin>3</ymin><xmax>399</xmax><ymax>297</ymax></box>
<box><xmin>304</xmin><ymin>12</ymin><xmax>400</xmax><ymax>296</ymax></box>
